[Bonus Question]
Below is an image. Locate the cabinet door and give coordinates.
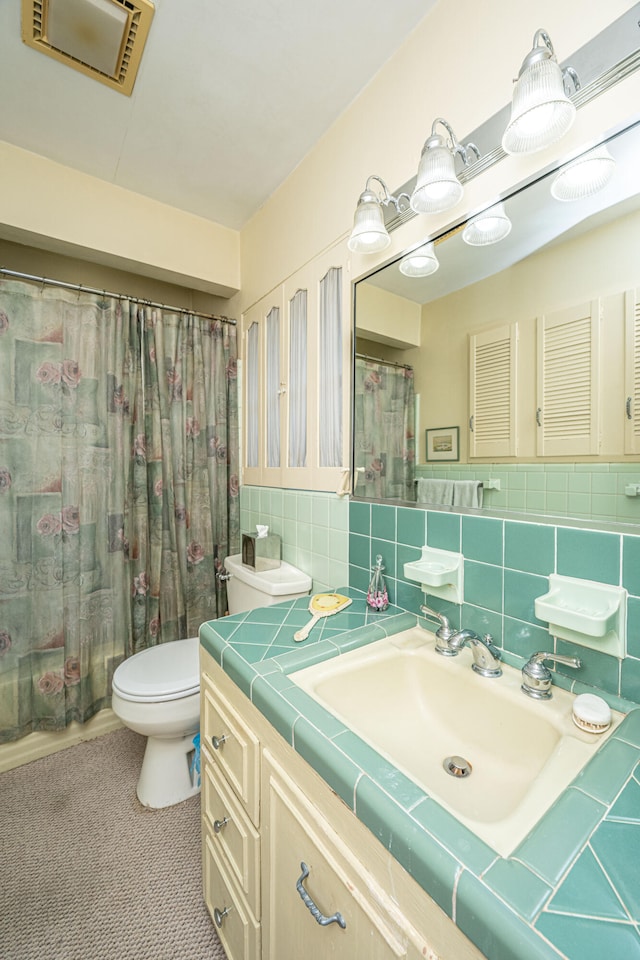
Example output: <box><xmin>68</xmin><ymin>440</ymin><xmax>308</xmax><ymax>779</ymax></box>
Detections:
<box><xmin>625</xmin><ymin>289</ymin><xmax>640</xmax><ymax>454</ymax></box>
<box><xmin>241</xmin><ymin>287</ymin><xmax>286</xmax><ymax>487</ymax></box>
<box><xmin>262</xmin><ymin>750</ymin><xmax>414</xmax><ymax>960</ymax></box>
<box><xmin>282</xmin><ymin>242</ymin><xmax>351</xmax><ymax>491</ymax></box>
<box><xmin>469</xmin><ymin>323</ymin><xmax>518</xmax><ymax>458</ymax></box>
<box><xmin>203</xmin><ymin>832</ymin><xmax>261</xmax><ymax>960</ymax></box>
<box><xmin>202</xmin><ymin>744</ymin><xmax>261</xmax><ymax>916</ymax></box>
<box><xmin>536</xmin><ymin>301</ymin><xmax>600</xmax><ymax>456</ymax></box>
<box><xmin>201</xmin><ymin>671</ymin><xmax>261</xmax><ymax>825</ymax></box>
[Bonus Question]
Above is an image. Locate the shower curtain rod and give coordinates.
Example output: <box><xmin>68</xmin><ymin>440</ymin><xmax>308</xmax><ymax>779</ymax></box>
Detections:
<box><xmin>355</xmin><ymin>351</ymin><xmax>412</xmax><ymax>370</ymax></box>
<box><xmin>0</xmin><ymin>267</ymin><xmax>236</xmax><ymax>325</ymax></box>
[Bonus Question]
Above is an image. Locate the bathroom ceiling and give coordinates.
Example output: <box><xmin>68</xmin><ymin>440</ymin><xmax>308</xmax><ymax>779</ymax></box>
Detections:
<box><xmin>0</xmin><ymin>0</ymin><xmax>433</xmax><ymax>230</ymax></box>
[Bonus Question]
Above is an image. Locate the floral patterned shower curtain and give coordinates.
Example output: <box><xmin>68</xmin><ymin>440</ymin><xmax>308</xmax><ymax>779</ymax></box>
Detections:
<box><xmin>0</xmin><ymin>280</ymin><xmax>136</xmax><ymax>742</ymax></box>
<box><xmin>0</xmin><ymin>279</ymin><xmax>239</xmax><ymax>742</ymax></box>
<box><xmin>127</xmin><ymin>308</ymin><xmax>239</xmax><ymax>652</ymax></box>
<box><xmin>353</xmin><ymin>357</ymin><xmax>415</xmax><ymax>500</ymax></box>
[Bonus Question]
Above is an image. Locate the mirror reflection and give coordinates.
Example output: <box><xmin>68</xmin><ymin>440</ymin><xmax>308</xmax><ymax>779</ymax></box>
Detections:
<box><xmin>353</xmin><ymin>119</ymin><xmax>640</xmax><ymax>528</ymax></box>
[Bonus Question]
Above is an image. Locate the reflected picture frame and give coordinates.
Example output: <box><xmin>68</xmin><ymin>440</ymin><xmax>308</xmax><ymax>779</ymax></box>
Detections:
<box><xmin>426</xmin><ymin>426</ymin><xmax>459</xmax><ymax>462</ymax></box>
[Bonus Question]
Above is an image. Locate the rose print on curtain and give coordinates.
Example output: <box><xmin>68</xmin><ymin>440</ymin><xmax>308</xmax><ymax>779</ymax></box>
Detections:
<box><xmin>0</xmin><ymin>279</ymin><xmax>136</xmax><ymax>743</ymax></box>
<box><xmin>353</xmin><ymin>358</ymin><xmax>415</xmax><ymax>500</ymax></box>
<box><xmin>126</xmin><ymin>308</ymin><xmax>239</xmax><ymax>652</ymax></box>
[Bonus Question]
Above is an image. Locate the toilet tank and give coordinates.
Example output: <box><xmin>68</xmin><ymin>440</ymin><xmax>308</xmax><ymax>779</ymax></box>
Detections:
<box><xmin>223</xmin><ymin>554</ymin><xmax>312</xmax><ymax>614</ymax></box>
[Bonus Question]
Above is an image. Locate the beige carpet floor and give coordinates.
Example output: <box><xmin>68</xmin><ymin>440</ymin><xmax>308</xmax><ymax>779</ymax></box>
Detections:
<box><xmin>0</xmin><ymin>728</ymin><xmax>228</xmax><ymax>960</ymax></box>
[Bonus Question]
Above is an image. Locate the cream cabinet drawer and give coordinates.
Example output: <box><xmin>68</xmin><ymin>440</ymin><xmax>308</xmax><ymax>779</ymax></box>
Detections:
<box><xmin>204</xmin><ymin>832</ymin><xmax>260</xmax><ymax>960</ymax></box>
<box><xmin>202</xmin><ymin>744</ymin><xmax>261</xmax><ymax>918</ymax></box>
<box><xmin>202</xmin><ymin>671</ymin><xmax>260</xmax><ymax>825</ymax></box>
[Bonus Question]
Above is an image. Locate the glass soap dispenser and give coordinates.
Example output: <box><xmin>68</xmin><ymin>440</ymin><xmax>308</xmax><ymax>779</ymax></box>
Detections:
<box><xmin>367</xmin><ymin>554</ymin><xmax>389</xmax><ymax>611</ymax></box>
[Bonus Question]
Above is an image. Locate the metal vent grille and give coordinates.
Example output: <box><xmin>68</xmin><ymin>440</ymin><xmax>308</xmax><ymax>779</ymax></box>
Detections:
<box><xmin>22</xmin><ymin>0</ymin><xmax>154</xmax><ymax>97</ymax></box>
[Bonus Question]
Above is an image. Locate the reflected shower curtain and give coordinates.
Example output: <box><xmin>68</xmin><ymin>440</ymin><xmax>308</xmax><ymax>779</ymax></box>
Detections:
<box><xmin>353</xmin><ymin>358</ymin><xmax>415</xmax><ymax>500</ymax></box>
<box><xmin>0</xmin><ymin>280</ymin><xmax>136</xmax><ymax>742</ymax></box>
<box><xmin>127</xmin><ymin>309</ymin><xmax>239</xmax><ymax>652</ymax></box>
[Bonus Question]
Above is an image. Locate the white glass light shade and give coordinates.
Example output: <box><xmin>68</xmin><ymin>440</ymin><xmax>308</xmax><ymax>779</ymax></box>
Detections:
<box><xmin>399</xmin><ymin>243</ymin><xmax>439</xmax><ymax>277</ymax></box>
<box><xmin>502</xmin><ymin>58</ymin><xmax>576</xmax><ymax>155</ymax></box>
<box><xmin>410</xmin><ymin>137</ymin><xmax>463</xmax><ymax>214</ymax></box>
<box><xmin>347</xmin><ymin>194</ymin><xmax>391</xmax><ymax>254</ymax></box>
<box><xmin>462</xmin><ymin>203</ymin><xmax>512</xmax><ymax>246</ymax></box>
<box><xmin>550</xmin><ymin>146</ymin><xmax>616</xmax><ymax>202</ymax></box>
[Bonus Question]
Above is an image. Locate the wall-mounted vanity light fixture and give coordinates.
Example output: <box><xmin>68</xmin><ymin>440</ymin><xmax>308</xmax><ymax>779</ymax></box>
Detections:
<box><xmin>347</xmin><ymin>176</ymin><xmax>411</xmax><ymax>254</ymax></box>
<box><xmin>550</xmin><ymin>145</ymin><xmax>616</xmax><ymax>201</ymax></box>
<box><xmin>462</xmin><ymin>202</ymin><xmax>512</xmax><ymax>246</ymax></box>
<box><xmin>399</xmin><ymin>242</ymin><xmax>440</xmax><ymax>277</ymax></box>
<box><xmin>502</xmin><ymin>29</ymin><xmax>580</xmax><ymax>156</ymax></box>
<box><xmin>410</xmin><ymin>118</ymin><xmax>481</xmax><ymax>215</ymax></box>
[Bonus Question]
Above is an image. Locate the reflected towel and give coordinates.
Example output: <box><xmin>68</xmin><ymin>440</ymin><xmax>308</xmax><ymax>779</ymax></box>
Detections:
<box><xmin>416</xmin><ymin>478</ymin><xmax>454</xmax><ymax>505</ymax></box>
<box><xmin>452</xmin><ymin>480</ymin><xmax>483</xmax><ymax>508</ymax></box>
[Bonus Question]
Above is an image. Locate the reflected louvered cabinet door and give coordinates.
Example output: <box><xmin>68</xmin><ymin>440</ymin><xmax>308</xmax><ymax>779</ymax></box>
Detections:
<box><xmin>536</xmin><ymin>301</ymin><xmax>600</xmax><ymax>457</ymax></box>
<box><xmin>468</xmin><ymin>323</ymin><xmax>518</xmax><ymax>458</ymax></box>
<box><xmin>624</xmin><ymin>289</ymin><xmax>640</xmax><ymax>455</ymax></box>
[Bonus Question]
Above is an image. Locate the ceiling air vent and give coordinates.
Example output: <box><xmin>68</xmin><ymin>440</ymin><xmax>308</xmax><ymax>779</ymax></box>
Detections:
<box><xmin>21</xmin><ymin>0</ymin><xmax>155</xmax><ymax>96</ymax></box>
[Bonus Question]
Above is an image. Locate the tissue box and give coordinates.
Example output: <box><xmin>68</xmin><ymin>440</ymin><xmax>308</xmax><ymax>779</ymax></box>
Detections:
<box><xmin>241</xmin><ymin>532</ymin><xmax>281</xmax><ymax>571</ymax></box>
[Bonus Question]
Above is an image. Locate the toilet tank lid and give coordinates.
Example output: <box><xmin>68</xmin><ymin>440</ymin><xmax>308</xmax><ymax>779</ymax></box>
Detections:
<box><xmin>224</xmin><ymin>554</ymin><xmax>312</xmax><ymax>596</ymax></box>
<box><xmin>113</xmin><ymin>636</ymin><xmax>200</xmax><ymax>702</ymax></box>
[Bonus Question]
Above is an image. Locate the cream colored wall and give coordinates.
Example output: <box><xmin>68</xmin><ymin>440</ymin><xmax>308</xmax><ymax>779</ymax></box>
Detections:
<box><xmin>355</xmin><ymin>284</ymin><xmax>421</xmax><ymax>348</ymax></box>
<box><xmin>239</xmin><ymin>0</ymin><xmax>638</xmax><ymax>314</ymax></box>
<box><xmin>0</xmin><ymin>140</ymin><xmax>240</xmax><ymax>298</ymax></box>
<box><xmin>0</xmin><ymin>238</ymin><xmax>234</xmax><ymax>317</ymax></box>
<box><xmin>404</xmin><ymin>208</ymin><xmax>640</xmax><ymax>461</ymax></box>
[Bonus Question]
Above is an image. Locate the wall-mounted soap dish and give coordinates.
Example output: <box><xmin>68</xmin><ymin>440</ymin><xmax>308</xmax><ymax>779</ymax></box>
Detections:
<box><xmin>535</xmin><ymin>574</ymin><xmax>627</xmax><ymax>658</ymax></box>
<box><xmin>404</xmin><ymin>546</ymin><xmax>463</xmax><ymax>604</ymax></box>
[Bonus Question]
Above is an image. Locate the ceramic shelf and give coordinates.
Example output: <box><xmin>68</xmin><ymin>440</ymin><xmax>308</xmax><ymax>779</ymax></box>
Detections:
<box><xmin>534</xmin><ymin>574</ymin><xmax>627</xmax><ymax>658</ymax></box>
<box><xmin>404</xmin><ymin>546</ymin><xmax>463</xmax><ymax>604</ymax></box>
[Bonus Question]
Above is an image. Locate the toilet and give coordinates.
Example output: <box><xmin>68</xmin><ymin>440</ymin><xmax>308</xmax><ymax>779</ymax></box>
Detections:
<box><xmin>111</xmin><ymin>555</ymin><xmax>311</xmax><ymax>808</ymax></box>
<box><xmin>223</xmin><ymin>553</ymin><xmax>312</xmax><ymax>613</ymax></box>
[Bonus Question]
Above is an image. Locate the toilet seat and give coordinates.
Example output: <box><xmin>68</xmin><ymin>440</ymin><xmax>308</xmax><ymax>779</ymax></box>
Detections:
<box><xmin>113</xmin><ymin>636</ymin><xmax>200</xmax><ymax>703</ymax></box>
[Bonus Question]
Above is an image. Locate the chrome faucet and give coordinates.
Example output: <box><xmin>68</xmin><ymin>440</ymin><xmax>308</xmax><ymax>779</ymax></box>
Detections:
<box><xmin>448</xmin><ymin>630</ymin><xmax>502</xmax><ymax>678</ymax></box>
<box><xmin>521</xmin><ymin>651</ymin><xmax>582</xmax><ymax>700</ymax></box>
<box><xmin>419</xmin><ymin>604</ymin><xmax>458</xmax><ymax>656</ymax></box>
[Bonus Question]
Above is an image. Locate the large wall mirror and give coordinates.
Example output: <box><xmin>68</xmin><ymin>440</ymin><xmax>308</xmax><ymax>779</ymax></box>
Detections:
<box><xmin>353</xmin><ymin>117</ymin><xmax>640</xmax><ymax>530</ymax></box>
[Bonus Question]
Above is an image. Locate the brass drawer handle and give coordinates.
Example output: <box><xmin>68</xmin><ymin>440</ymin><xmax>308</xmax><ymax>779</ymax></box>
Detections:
<box><xmin>214</xmin><ymin>905</ymin><xmax>231</xmax><ymax>927</ymax></box>
<box><xmin>213</xmin><ymin>816</ymin><xmax>230</xmax><ymax>834</ymax></box>
<box><xmin>295</xmin><ymin>862</ymin><xmax>347</xmax><ymax>929</ymax></box>
<box><xmin>211</xmin><ymin>734</ymin><xmax>227</xmax><ymax>750</ymax></box>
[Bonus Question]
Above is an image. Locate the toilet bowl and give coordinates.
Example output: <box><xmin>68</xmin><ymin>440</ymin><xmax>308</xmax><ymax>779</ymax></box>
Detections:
<box><xmin>111</xmin><ymin>636</ymin><xmax>201</xmax><ymax>809</ymax></box>
<box><xmin>111</xmin><ymin>557</ymin><xmax>311</xmax><ymax>808</ymax></box>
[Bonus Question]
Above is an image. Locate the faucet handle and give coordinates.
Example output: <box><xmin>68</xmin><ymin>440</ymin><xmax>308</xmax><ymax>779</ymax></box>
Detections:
<box><xmin>522</xmin><ymin>651</ymin><xmax>582</xmax><ymax>700</ymax></box>
<box><xmin>419</xmin><ymin>604</ymin><xmax>457</xmax><ymax>656</ymax></box>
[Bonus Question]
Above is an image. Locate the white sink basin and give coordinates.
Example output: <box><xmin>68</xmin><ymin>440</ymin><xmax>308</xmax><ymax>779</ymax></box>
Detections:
<box><xmin>291</xmin><ymin>624</ymin><xmax>622</xmax><ymax>856</ymax></box>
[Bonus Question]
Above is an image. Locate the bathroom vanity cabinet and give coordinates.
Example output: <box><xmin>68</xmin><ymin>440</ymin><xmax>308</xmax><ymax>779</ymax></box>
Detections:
<box><xmin>200</xmin><ymin>647</ymin><xmax>484</xmax><ymax>960</ymax></box>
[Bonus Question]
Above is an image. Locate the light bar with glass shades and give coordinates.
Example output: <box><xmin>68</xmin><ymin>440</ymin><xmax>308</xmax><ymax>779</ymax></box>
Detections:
<box><xmin>550</xmin><ymin>145</ymin><xmax>616</xmax><ymax>202</ymax></box>
<box><xmin>399</xmin><ymin>242</ymin><xmax>439</xmax><ymax>277</ymax></box>
<box><xmin>347</xmin><ymin>176</ymin><xmax>411</xmax><ymax>254</ymax></box>
<box><xmin>502</xmin><ymin>29</ymin><xmax>580</xmax><ymax>156</ymax></box>
<box><xmin>462</xmin><ymin>202</ymin><xmax>512</xmax><ymax>246</ymax></box>
<box><xmin>410</xmin><ymin>118</ymin><xmax>481</xmax><ymax>215</ymax></box>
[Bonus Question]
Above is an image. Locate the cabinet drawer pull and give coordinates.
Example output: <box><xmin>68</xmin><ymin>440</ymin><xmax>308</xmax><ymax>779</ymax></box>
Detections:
<box><xmin>627</xmin><ymin>396</ymin><xmax>633</xmax><ymax>419</ymax></box>
<box><xmin>214</xmin><ymin>905</ymin><xmax>231</xmax><ymax>927</ymax></box>
<box><xmin>295</xmin><ymin>862</ymin><xmax>347</xmax><ymax>929</ymax></box>
<box><xmin>211</xmin><ymin>734</ymin><xmax>227</xmax><ymax>750</ymax></box>
<box><xmin>213</xmin><ymin>816</ymin><xmax>230</xmax><ymax>834</ymax></box>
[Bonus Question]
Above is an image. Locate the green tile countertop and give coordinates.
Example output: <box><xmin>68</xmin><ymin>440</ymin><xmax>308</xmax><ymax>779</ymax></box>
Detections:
<box><xmin>200</xmin><ymin>588</ymin><xmax>640</xmax><ymax>960</ymax></box>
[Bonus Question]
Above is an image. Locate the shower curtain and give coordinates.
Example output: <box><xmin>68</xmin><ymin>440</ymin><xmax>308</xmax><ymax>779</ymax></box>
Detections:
<box><xmin>0</xmin><ymin>278</ymin><xmax>238</xmax><ymax>742</ymax></box>
<box><xmin>353</xmin><ymin>357</ymin><xmax>415</xmax><ymax>500</ymax></box>
<box><xmin>127</xmin><ymin>308</ymin><xmax>239</xmax><ymax>653</ymax></box>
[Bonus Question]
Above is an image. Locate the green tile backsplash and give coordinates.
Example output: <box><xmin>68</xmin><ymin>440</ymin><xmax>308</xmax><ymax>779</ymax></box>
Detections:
<box><xmin>242</xmin><ymin>486</ymin><xmax>640</xmax><ymax>704</ymax></box>
<box><xmin>417</xmin><ymin>462</ymin><xmax>640</xmax><ymax>525</ymax></box>
<box><xmin>240</xmin><ymin>485</ymin><xmax>350</xmax><ymax>592</ymax></box>
<box><xmin>349</xmin><ymin>501</ymin><xmax>640</xmax><ymax>704</ymax></box>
